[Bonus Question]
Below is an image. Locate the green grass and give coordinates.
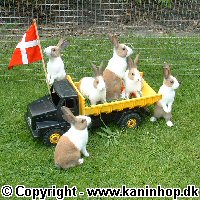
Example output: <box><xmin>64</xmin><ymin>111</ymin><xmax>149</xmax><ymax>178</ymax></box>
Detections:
<box><xmin>0</xmin><ymin>35</ymin><xmax>200</xmax><ymax>199</ymax></box>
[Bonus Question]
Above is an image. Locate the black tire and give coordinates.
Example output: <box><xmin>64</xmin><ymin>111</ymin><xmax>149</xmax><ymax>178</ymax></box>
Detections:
<box><xmin>119</xmin><ymin>112</ymin><xmax>141</xmax><ymax>129</ymax></box>
<box><xmin>43</xmin><ymin>129</ymin><xmax>63</xmax><ymax>146</ymax></box>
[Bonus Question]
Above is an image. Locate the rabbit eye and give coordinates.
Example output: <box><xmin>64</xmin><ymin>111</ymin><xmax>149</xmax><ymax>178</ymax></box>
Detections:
<box><xmin>170</xmin><ymin>80</ymin><xmax>174</xmax><ymax>84</ymax></box>
<box><xmin>132</xmin><ymin>73</ymin><xmax>135</xmax><ymax>76</ymax></box>
<box><xmin>81</xmin><ymin>119</ymin><xmax>85</xmax><ymax>123</ymax></box>
<box><xmin>52</xmin><ymin>48</ymin><xmax>56</xmax><ymax>52</ymax></box>
<box><xmin>122</xmin><ymin>47</ymin><xmax>126</xmax><ymax>51</ymax></box>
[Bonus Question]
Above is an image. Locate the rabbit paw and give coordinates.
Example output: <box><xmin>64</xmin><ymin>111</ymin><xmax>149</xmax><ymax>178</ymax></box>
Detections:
<box><xmin>49</xmin><ymin>79</ymin><xmax>54</xmax><ymax>85</ymax></box>
<box><xmin>78</xmin><ymin>158</ymin><xmax>84</xmax><ymax>165</ymax></box>
<box><xmin>82</xmin><ymin>149</ymin><xmax>89</xmax><ymax>157</ymax></box>
<box><xmin>101</xmin><ymin>99</ymin><xmax>107</xmax><ymax>104</ymax></box>
<box><xmin>84</xmin><ymin>152</ymin><xmax>90</xmax><ymax>157</ymax></box>
<box><xmin>121</xmin><ymin>91</ymin><xmax>126</xmax><ymax>99</ymax></box>
<box><xmin>150</xmin><ymin>116</ymin><xmax>157</xmax><ymax>122</ymax></box>
<box><xmin>136</xmin><ymin>91</ymin><xmax>142</xmax><ymax>98</ymax></box>
<box><xmin>166</xmin><ymin>121</ymin><xmax>173</xmax><ymax>127</ymax></box>
<box><xmin>163</xmin><ymin>107</ymin><xmax>172</xmax><ymax>113</ymax></box>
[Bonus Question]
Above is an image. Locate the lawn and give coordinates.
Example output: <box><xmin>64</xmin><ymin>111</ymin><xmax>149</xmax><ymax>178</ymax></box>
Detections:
<box><xmin>0</xmin><ymin>35</ymin><xmax>200</xmax><ymax>199</ymax></box>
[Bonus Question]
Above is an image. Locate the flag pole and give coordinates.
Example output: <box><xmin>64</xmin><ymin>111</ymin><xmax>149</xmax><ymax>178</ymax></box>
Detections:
<box><xmin>33</xmin><ymin>19</ymin><xmax>51</xmax><ymax>94</ymax></box>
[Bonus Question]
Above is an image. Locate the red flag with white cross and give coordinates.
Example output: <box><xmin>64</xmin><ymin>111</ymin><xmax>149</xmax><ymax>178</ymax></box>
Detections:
<box><xmin>8</xmin><ymin>20</ymin><xmax>43</xmax><ymax>70</ymax></box>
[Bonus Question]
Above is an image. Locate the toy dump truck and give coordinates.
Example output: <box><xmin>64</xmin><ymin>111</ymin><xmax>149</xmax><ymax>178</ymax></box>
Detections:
<box><xmin>26</xmin><ymin>75</ymin><xmax>162</xmax><ymax>146</ymax></box>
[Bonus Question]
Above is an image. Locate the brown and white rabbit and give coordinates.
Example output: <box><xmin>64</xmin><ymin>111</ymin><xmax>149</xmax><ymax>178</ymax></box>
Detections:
<box><xmin>54</xmin><ymin>106</ymin><xmax>91</xmax><ymax>169</ymax></box>
<box><xmin>103</xmin><ymin>34</ymin><xmax>133</xmax><ymax>100</ymax></box>
<box><xmin>44</xmin><ymin>38</ymin><xmax>68</xmax><ymax>85</ymax></box>
<box><xmin>79</xmin><ymin>62</ymin><xmax>106</xmax><ymax>105</ymax></box>
<box><xmin>150</xmin><ymin>64</ymin><xmax>179</xmax><ymax>127</ymax></box>
<box><xmin>122</xmin><ymin>54</ymin><xmax>143</xmax><ymax>99</ymax></box>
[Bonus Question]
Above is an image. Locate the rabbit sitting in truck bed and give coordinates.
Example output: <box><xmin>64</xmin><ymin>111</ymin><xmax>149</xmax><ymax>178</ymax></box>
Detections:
<box><xmin>79</xmin><ymin>62</ymin><xmax>106</xmax><ymax>105</ymax></box>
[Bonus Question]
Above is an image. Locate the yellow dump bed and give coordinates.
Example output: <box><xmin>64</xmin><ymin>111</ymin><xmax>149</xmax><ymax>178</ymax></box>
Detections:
<box><xmin>67</xmin><ymin>75</ymin><xmax>162</xmax><ymax>116</ymax></box>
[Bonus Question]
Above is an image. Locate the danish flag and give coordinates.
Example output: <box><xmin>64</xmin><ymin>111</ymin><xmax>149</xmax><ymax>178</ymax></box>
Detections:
<box><xmin>8</xmin><ymin>20</ymin><xmax>43</xmax><ymax>70</ymax></box>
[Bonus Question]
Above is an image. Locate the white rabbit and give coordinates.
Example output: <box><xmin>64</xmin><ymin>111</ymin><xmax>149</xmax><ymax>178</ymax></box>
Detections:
<box><xmin>150</xmin><ymin>64</ymin><xmax>179</xmax><ymax>127</ymax></box>
<box><xmin>103</xmin><ymin>34</ymin><xmax>133</xmax><ymax>100</ymax></box>
<box><xmin>79</xmin><ymin>62</ymin><xmax>106</xmax><ymax>105</ymax></box>
<box><xmin>122</xmin><ymin>54</ymin><xmax>143</xmax><ymax>99</ymax></box>
<box><xmin>54</xmin><ymin>106</ymin><xmax>91</xmax><ymax>169</ymax></box>
<box><xmin>44</xmin><ymin>38</ymin><xmax>68</xmax><ymax>85</ymax></box>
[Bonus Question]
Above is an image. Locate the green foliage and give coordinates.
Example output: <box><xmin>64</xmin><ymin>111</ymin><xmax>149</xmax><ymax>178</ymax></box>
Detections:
<box><xmin>97</xmin><ymin>126</ymin><xmax>126</xmax><ymax>147</ymax></box>
<box><xmin>134</xmin><ymin>0</ymin><xmax>174</xmax><ymax>8</ymax></box>
<box><xmin>158</xmin><ymin>0</ymin><xmax>171</xmax><ymax>7</ymax></box>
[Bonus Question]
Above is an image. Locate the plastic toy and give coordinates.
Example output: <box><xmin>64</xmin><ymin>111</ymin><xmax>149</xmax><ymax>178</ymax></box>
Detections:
<box><xmin>26</xmin><ymin>74</ymin><xmax>162</xmax><ymax>146</ymax></box>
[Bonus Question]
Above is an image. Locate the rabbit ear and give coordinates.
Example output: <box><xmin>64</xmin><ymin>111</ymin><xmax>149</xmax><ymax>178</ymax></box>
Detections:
<box><xmin>61</xmin><ymin>106</ymin><xmax>76</xmax><ymax>124</ymax></box>
<box><xmin>127</xmin><ymin>57</ymin><xmax>136</xmax><ymax>70</ymax></box>
<box><xmin>134</xmin><ymin>54</ymin><xmax>140</xmax><ymax>65</ymax></box>
<box><xmin>109</xmin><ymin>34</ymin><xmax>119</xmax><ymax>48</ymax></box>
<box><xmin>163</xmin><ymin>63</ymin><xmax>171</xmax><ymax>79</ymax></box>
<box><xmin>99</xmin><ymin>61</ymin><xmax>104</xmax><ymax>75</ymax></box>
<box><xmin>57</xmin><ymin>38</ymin><xmax>69</xmax><ymax>50</ymax></box>
<box><xmin>91</xmin><ymin>62</ymin><xmax>99</xmax><ymax>76</ymax></box>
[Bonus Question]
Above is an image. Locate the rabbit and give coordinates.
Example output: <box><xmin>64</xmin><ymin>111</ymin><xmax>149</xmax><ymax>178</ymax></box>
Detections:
<box><xmin>150</xmin><ymin>63</ymin><xmax>180</xmax><ymax>127</ymax></box>
<box><xmin>79</xmin><ymin>62</ymin><xmax>106</xmax><ymax>105</ymax></box>
<box><xmin>122</xmin><ymin>54</ymin><xmax>143</xmax><ymax>99</ymax></box>
<box><xmin>54</xmin><ymin>106</ymin><xmax>91</xmax><ymax>169</ymax></box>
<box><xmin>44</xmin><ymin>38</ymin><xmax>68</xmax><ymax>85</ymax></box>
<box><xmin>103</xmin><ymin>34</ymin><xmax>133</xmax><ymax>100</ymax></box>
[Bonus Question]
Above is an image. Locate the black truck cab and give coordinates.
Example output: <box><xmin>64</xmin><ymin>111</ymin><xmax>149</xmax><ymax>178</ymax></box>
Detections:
<box><xmin>26</xmin><ymin>79</ymin><xmax>79</xmax><ymax>145</ymax></box>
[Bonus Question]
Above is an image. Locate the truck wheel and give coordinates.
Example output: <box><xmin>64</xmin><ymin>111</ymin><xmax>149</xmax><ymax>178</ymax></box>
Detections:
<box><xmin>119</xmin><ymin>113</ymin><xmax>141</xmax><ymax>129</ymax></box>
<box><xmin>43</xmin><ymin>130</ymin><xmax>63</xmax><ymax>146</ymax></box>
